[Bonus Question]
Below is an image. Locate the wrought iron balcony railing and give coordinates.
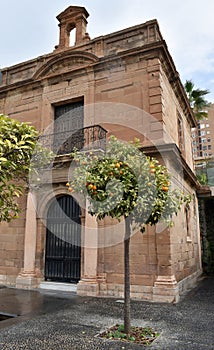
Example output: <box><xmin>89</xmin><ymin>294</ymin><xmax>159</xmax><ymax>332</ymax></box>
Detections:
<box><xmin>39</xmin><ymin>125</ymin><xmax>107</xmax><ymax>155</ymax></box>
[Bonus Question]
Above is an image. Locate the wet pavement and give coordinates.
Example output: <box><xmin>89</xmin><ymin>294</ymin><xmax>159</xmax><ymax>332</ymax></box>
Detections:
<box><xmin>0</xmin><ymin>276</ymin><xmax>213</xmax><ymax>349</ymax></box>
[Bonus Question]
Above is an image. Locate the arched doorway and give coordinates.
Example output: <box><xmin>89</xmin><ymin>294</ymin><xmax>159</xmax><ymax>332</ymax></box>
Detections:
<box><xmin>45</xmin><ymin>195</ymin><xmax>81</xmax><ymax>283</ymax></box>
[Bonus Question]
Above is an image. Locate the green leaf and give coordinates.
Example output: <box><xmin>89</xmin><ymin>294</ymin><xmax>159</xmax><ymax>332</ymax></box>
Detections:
<box><xmin>0</xmin><ymin>114</ymin><xmax>41</xmax><ymax>222</ymax></box>
<box><xmin>0</xmin><ymin>157</ymin><xmax>8</xmax><ymax>162</ymax></box>
<box><xmin>69</xmin><ymin>136</ymin><xmax>191</xmax><ymax>228</ymax></box>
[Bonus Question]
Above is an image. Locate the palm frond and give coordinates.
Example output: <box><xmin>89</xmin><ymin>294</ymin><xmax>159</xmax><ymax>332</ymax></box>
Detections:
<box><xmin>184</xmin><ymin>79</ymin><xmax>210</xmax><ymax>120</ymax></box>
<box><xmin>184</xmin><ymin>80</ymin><xmax>194</xmax><ymax>94</ymax></box>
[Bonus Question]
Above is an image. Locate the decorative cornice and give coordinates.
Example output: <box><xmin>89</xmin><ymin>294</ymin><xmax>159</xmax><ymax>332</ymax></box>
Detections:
<box><xmin>197</xmin><ymin>186</ymin><xmax>212</xmax><ymax>198</ymax></box>
<box><xmin>140</xmin><ymin>143</ymin><xmax>199</xmax><ymax>188</ymax></box>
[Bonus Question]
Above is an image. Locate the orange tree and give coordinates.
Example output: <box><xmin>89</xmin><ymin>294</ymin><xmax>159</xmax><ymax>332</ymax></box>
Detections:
<box><xmin>0</xmin><ymin>114</ymin><xmax>53</xmax><ymax>222</ymax></box>
<box><xmin>67</xmin><ymin>136</ymin><xmax>191</xmax><ymax>334</ymax></box>
<box><xmin>0</xmin><ymin>114</ymin><xmax>38</xmax><ymax>222</ymax></box>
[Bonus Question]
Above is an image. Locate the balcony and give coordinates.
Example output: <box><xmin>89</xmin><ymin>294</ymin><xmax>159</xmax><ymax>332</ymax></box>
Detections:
<box><xmin>39</xmin><ymin>125</ymin><xmax>107</xmax><ymax>155</ymax></box>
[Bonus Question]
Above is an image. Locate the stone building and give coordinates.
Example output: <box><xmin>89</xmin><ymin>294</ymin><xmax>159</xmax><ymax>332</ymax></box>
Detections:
<box><xmin>191</xmin><ymin>104</ymin><xmax>214</xmax><ymax>185</ymax></box>
<box><xmin>191</xmin><ymin>104</ymin><xmax>214</xmax><ymax>160</ymax></box>
<box><xmin>191</xmin><ymin>104</ymin><xmax>214</xmax><ymax>274</ymax></box>
<box><xmin>0</xmin><ymin>6</ymin><xmax>202</xmax><ymax>302</ymax></box>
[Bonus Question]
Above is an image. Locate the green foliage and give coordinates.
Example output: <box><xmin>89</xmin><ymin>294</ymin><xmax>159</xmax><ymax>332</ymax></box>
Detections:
<box><xmin>100</xmin><ymin>323</ymin><xmax>159</xmax><ymax>344</ymax></box>
<box><xmin>184</xmin><ymin>80</ymin><xmax>210</xmax><ymax>120</ymax></box>
<box><xmin>28</xmin><ymin>142</ymin><xmax>54</xmax><ymax>188</ymax></box>
<box><xmin>68</xmin><ymin>136</ymin><xmax>191</xmax><ymax>231</ymax></box>
<box><xmin>0</xmin><ymin>114</ymin><xmax>38</xmax><ymax>222</ymax></box>
<box><xmin>196</xmin><ymin>173</ymin><xmax>208</xmax><ymax>186</ymax></box>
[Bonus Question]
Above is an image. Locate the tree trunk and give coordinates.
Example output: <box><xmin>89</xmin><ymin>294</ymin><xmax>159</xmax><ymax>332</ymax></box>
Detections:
<box><xmin>124</xmin><ymin>216</ymin><xmax>131</xmax><ymax>334</ymax></box>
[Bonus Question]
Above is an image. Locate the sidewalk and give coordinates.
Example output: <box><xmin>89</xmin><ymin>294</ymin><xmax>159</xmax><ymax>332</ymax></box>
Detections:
<box><xmin>0</xmin><ymin>276</ymin><xmax>213</xmax><ymax>349</ymax></box>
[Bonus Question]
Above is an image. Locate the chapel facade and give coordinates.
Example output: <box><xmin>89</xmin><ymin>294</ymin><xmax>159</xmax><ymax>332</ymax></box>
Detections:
<box><xmin>0</xmin><ymin>6</ymin><xmax>202</xmax><ymax>302</ymax></box>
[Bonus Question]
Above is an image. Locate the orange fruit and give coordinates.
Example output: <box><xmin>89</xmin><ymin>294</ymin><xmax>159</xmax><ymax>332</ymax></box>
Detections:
<box><xmin>162</xmin><ymin>186</ymin><xmax>168</xmax><ymax>192</ymax></box>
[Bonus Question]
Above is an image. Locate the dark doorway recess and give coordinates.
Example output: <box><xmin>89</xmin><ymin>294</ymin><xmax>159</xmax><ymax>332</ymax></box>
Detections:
<box><xmin>45</xmin><ymin>195</ymin><xmax>81</xmax><ymax>283</ymax></box>
<box><xmin>199</xmin><ymin>197</ymin><xmax>214</xmax><ymax>275</ymax></box>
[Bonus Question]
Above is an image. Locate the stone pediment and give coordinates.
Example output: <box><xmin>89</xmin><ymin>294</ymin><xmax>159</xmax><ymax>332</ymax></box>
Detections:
<box><xmin>34</xmin><ymin>51</ymin><xmax>98</xmax><ymax>79</ymax></box>
<box><xmin>56</xmin><ymin>6</ymin><xmax>89</xmax><ymax>22</ymax></box>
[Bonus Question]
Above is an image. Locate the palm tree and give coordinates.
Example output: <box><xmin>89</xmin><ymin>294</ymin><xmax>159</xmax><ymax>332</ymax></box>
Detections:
<box><xmin>184</xmin><ymin>80</ymin><xmax>210</xmax><ymax>120</ymax></box>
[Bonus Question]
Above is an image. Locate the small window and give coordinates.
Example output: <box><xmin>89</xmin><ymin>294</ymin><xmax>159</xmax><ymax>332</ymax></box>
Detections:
<box><xmin>201</xmin><ymin>131</ymin><xmax>206</xmax><ymax>136</ymax></box>
<box><xmin>185</xmin><ymin>204</ymin><xmax>191</xmax><ymax>241</ymax></box>
<box><xmin>200</xmin><ymin>124</ymin><xmax>205</xmax><ymax>129</ymax></box>
<box><xmin>207</xmin><ymin>131</ymin><xmax>210</xmax><ymax>134</ymax></box>
<box><xmin>208</xmin><ymin>145</ymin><xmax>212</xmax><ymax>150</ymax></box>
<box><xmin>177</xmin><ymin>113</ymin><xmax>185</xmax><ymax>153</ymax></box>
<box><xmin>193</xmin><ymin>194</ymin><xmax>197</xmax><ymax>216</ymax></box>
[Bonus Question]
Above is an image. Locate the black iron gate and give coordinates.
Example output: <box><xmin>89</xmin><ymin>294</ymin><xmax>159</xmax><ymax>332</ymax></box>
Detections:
<box><xmin>45</xmin><ymin>195</ymin><xmax>81</xmax><ymax>283</ymax></box>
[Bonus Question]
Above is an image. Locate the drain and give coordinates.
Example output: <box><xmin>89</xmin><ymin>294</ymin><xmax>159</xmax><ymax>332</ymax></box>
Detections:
<box><xmin>0</xmin><ymin>313</ymin><xmax>17</xmax><ymax>322</ymax></box>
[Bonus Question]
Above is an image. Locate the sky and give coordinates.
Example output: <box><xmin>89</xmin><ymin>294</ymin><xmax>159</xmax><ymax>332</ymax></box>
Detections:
<box><xmin>0</xmin><ymin>0</ymin><xmax>214</xmax><ymax>101</ymax></box>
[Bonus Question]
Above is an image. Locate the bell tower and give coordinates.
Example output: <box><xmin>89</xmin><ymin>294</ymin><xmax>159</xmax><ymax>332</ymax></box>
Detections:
<box><xmin>55</xmin><ymin>6</ymin><xmax>90</xmax><ymax>50</ymax></box>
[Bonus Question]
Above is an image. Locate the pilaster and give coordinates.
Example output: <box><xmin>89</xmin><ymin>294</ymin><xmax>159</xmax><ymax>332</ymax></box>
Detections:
<box><xmin>153</xmin><ymin>227</ymin><xmax>179</xmax><ymax>302</ymax></box>
<box><xmin>153</xmin><ymin>275</ymin><xmax>179</xmax><ymax>303</ymax></box>
<box><xmin>16</xmin><ymin>191</ymin><xmax>39</xmax><ymax>289</ymax></box>
<box><xmin>77</xmin><ymin>203</ymin><xmax>99</xmax><ymax>296</ymax></box>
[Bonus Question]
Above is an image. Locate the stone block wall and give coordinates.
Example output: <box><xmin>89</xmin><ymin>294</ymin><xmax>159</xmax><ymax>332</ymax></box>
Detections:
<box><xmin>0</xmin><ymin>195</ymin><xmax>27</xmax><ymax>285</ymax></box>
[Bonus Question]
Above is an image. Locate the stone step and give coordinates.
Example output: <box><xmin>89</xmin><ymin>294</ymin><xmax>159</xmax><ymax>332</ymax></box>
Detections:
<box><xmin>39</xmin><ymin>282</ymin><xmax>77</xmax><ymax>292</ymax></box>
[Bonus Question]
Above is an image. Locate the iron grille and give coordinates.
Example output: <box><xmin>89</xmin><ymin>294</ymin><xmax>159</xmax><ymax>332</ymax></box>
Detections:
<box><xmin>40</xmin><ymin>125</ymin><xmax>107</xmax><ymax>155</ymax></box>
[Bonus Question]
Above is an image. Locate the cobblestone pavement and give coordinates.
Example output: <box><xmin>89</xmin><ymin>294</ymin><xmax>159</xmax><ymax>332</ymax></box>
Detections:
<box><xmin>0</xmin><ymin>276</ymin><xmax>213</xmax><ymax>349</ymax></box>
